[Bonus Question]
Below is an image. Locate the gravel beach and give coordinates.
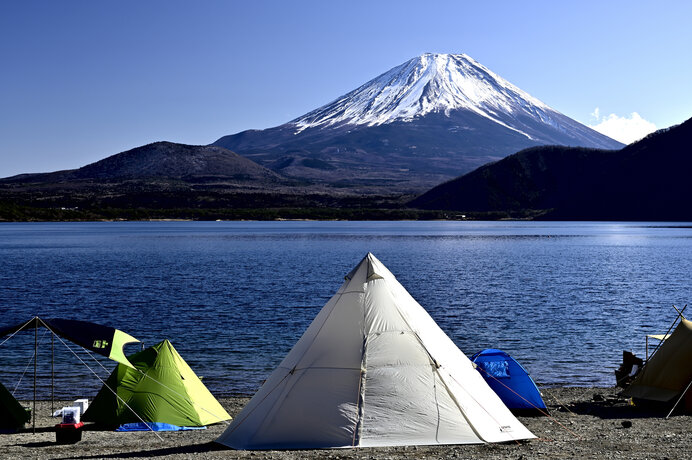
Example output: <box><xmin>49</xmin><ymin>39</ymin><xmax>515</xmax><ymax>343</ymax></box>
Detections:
<box><xmin>2</xmin><ymin>387</ymin><xmax>691</xmax><ymax>459</ymax></box>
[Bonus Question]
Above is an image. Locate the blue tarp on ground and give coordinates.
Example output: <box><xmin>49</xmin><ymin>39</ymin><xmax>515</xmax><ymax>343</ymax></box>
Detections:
<box><xmin>116</xmin><ymin>422</ymin><xmax>207</xmax><ymax>432</ymax></box>
<box><xmin>471</xmin><ymin>348</ymin><xmax>547</xmax><ymax>412</ymax></box>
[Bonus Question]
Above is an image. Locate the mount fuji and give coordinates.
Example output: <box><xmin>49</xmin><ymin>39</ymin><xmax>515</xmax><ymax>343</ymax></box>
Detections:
<box><xmin>214</xmin><ymin>53</ymin><xmax>622</xmax><ymax>192</ymax></box>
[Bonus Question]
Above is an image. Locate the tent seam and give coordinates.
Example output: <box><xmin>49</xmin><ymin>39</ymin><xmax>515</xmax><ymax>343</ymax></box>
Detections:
<box><xmin>377</xmin><ymin>278</ymin><xmax>491</xmax><ymax>443</ymax></box>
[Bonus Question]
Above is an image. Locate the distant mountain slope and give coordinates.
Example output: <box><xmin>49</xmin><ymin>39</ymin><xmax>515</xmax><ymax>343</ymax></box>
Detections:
<box><xmin>409</xmin><ymin>117</ymin><xmax>692</xmax><ymax>220</ymax></box>
<box><xmin>0</xmin><ymin>141</ymin><xmax>423</xmax><ymax>219</ymax></box>
<box><xmin>2</xmin><ymin>142</ymin><xmax>284</xmax><ymax>184</ymax></box>
<box><xmin>214</xmin><ymin>53</ymin><xmax>622</xmax><ymax>191</ymax></box>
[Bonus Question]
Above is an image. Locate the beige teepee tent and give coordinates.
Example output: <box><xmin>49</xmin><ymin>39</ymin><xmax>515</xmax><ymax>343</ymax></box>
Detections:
<box><xmin>625</xmin><ymin>317</ymin><xmax>692</xmax><ymax>406</ymax></box>
<box><xmin>217</xmin><ymin>253</ymin><xmax>535</xmax><ymax>449</ymax></box>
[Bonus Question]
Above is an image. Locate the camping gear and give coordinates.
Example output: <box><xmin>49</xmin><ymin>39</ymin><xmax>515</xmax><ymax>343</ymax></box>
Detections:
<box><xmin>73</xmin><ymin>399</ymin><xmax>89</xmax><ymax>416</ymax></box>
<box><xmin>83</xmin><ymin>340</ymin><xmax>230</xmax><ymax>429</ymax></box>
<box><xmin>0</xmin><ymin>316</ymin><xmax>140</xmax><ymax>432</ymax></box>
<box><xmin>471</xmin><ymin>349</ymin><xmax>547</xmax><ymax>414</ymax></box>
<box><xmin>624</xmin><ymin>316</ymin><xmax>692</xmax><ymax>413</ymax></box>
<box><xmin>61</xmin><ymin>406</ymin><xmax>81</xmax><ymax>424</ymax></box>
<box><xmin>55</xmin><ymin>422</ymin><xmax>84</xmax><ymax>444</ymax></box>
<box><xmin>52</xmin><ymin>400</ymin><xmax>89</xmax><ymax>418</ymax></box>
<box><xmin>615</xmin><ymin>351</ymin><xmax>644</xmax><ymax>388</ymax></box>
<box><xmin>0</xmin><ymin>380</ymin><xmax>30</xmax><ymax>432</ymax></box>
<box><xmin>116</xmin><ymin>422</ymin><xmax>206</xmax><ymax>432</ymax></box>
<box><xmin>217</xmin><ymin>253</ymin><xmax>535</xmax><ymax>450</ymax></box>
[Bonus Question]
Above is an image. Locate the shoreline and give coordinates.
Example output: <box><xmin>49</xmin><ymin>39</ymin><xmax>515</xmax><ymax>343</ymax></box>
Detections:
<box><xmin>2</xmin><ymin>387</ymin><xmax>691</xmax><ymax>459</ymax></box>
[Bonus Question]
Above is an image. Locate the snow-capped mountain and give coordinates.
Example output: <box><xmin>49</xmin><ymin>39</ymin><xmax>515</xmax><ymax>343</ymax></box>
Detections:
<box><xmin>214</xmin><ymin>53</ymin><xmax>622</xmax><ymax>192</ymax></box>
<box><xmin>294</xmin><ymin>54</ymin><xmax>553</xmax><ymax>136</ymax></box>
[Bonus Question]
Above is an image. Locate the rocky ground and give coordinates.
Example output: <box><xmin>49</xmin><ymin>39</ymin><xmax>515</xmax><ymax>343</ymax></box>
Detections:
<box><xmin>1</xmin><ymin>387</ymin><xmax>690</xmax><ymax>459</ymax></box>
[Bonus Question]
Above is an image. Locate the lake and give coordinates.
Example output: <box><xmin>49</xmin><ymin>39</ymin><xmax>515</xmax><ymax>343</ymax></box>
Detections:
<box><xmin>0</xmin><ymin>221</ymin><xmax>690</xmax><ymax>399</ymax></box>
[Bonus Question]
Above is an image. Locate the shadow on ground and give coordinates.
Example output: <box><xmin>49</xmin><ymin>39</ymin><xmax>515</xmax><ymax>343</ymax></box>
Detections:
<box><xmin>552</xmin><ymin>389</ymin><xmax>676</xmax><ymax>420</ymax></box>
<box><xmin>52</xmin><ymin>441</ymin><xmax>224</xmax><ymax>459</ymax></box>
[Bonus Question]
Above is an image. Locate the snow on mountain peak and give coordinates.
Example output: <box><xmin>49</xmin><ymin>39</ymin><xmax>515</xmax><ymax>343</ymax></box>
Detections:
<box><xmin>292</xmin><ymin>53</ymin><xmax>556</xmax><ymax>137</ymax></box>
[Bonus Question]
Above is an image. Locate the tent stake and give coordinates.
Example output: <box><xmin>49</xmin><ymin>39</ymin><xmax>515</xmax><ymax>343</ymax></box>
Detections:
<box><xmin>33</xmin><ymin>319</ymin><xmax>37</xmax><ymax>434</ymax></box>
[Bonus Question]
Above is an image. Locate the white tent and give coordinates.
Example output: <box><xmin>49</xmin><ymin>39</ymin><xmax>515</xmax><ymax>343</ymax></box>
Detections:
<box><xmin>217</xmin><ymin>253</ymin><xmax>534</xmax><ymax>449</ymax></box>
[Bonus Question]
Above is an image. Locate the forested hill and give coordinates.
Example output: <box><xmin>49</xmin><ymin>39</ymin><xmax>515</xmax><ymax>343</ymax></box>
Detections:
<box><xmin>409</xmin><ymin>117</ymin><xmax>692</xmax><ymax>221</ymax></box>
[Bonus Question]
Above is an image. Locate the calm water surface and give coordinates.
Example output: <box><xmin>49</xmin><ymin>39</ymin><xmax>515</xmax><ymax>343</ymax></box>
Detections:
<box><xmin>1</xmin><ymin>221</ymin><xmax>690</xmax><ymax>399</ymax></box>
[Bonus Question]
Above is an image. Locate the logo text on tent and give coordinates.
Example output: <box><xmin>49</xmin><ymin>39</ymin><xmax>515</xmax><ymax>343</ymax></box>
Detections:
<box><xmin>93</xmin><ymin>340</ymin><xmax>110</xmax><ymax>349</ymax></box>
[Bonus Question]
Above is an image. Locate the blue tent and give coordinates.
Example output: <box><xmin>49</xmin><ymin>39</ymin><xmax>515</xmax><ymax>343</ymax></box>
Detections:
<box><xmin>471</xmin><ymin>349</ymin><xmax>547</xmax><ymax>413</ymax></box>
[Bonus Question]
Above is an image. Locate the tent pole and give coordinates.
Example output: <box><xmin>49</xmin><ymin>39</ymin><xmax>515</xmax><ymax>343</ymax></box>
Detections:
<box><xmin>33</xmin><ymin>320</ymin><xmax>37</xmax><ymax>434</ymax></box>
<box><xmin>673</xmin><ymin>304</ymin><xmax>685</xmax><ymax>317</ymax></box>
<box><xmin>666</xmin><ymin>378</ymin><xmax>692</xmax><ymax>419</ymax></box>
<box><xmin>646</xmin><ymin>304</ymin><xmax>688</xmax><ymax>364</ymax></box>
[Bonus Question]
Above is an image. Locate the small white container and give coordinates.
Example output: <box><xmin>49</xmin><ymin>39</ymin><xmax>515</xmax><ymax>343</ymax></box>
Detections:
<box><xmin>73</xmin><ymin>399</ymin><xmax>89</xmax><ymax>415</ymax></box>
<box><xmin>61</xmin><ymin>406</ymin><xmax>81</xmax><ymax>425</ymax></box>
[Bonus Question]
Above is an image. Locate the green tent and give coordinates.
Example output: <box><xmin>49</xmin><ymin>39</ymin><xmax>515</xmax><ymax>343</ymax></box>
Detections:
<box><xmin>83</xmin><ymin>340</ymin><xmax>230</xmax><ymax>427</ymax></box>
<box><xmin>0</xmin><ymin>380</ymin><xmax>29</xmax><ymax>431</ymax></box>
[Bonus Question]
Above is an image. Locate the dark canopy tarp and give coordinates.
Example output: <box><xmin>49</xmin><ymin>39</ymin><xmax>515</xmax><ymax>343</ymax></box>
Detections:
<box><xmin>0</xmin><ymin>317</ymin><xmax>139</xmax><ymax>369</ymax></box>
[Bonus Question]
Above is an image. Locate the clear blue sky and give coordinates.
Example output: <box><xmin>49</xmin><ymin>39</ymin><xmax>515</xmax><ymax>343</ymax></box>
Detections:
<box><xmin>1</xmin><ymin>0</ymin><xmax>690</xmax><ymax>177</ymax></box>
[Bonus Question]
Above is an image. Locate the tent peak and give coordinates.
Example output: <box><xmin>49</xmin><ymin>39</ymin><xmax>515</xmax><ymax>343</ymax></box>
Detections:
<box><xmin>344</xmin><ymin>253</ymin><xmax>391</xmax><ymax>282</ymax></box>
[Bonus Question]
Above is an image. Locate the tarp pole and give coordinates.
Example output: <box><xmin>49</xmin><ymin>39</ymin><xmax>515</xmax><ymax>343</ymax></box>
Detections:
<box><xmin>33</xmin><ymin>319</ymin><xmax>37</xmax><ymax>434</ymax></box>
<box><xmin>51</xmin><ymin>332</ymin><xmax>55</xmax><ymax>415</ymax></box>
<box><xmin>646</xmin><ymin>304</ymin><xmax>687</xmax><ymax>364</ymax></box>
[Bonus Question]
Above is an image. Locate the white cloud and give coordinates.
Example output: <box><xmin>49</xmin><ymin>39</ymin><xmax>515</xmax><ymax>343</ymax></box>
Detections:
<box><xmin>588</xmin><ymin>109</ymin><xmax>657</xmax><ymax>144</ymax></box>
